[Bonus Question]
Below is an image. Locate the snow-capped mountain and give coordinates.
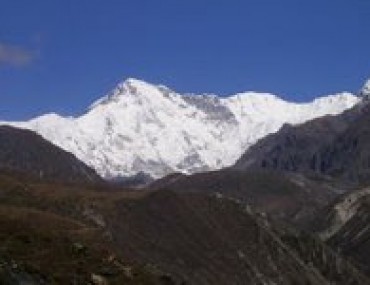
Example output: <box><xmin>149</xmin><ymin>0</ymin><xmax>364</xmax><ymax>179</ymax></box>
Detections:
<box><xmin>360</xmin><ymin>79</ymin><xmax>370</xmax><ymax>98</ymax></box>
<box><xmin>1</xmin><ymin>78</ymin><xmax>360</xmax><ymax>179</ymax></box>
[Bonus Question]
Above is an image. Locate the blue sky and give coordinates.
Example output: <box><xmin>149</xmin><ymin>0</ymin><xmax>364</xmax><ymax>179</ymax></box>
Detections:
<box><xmin>1</xmin><ymin>0</ymin><xmax>369</xmax><ymax>120</ymax></box>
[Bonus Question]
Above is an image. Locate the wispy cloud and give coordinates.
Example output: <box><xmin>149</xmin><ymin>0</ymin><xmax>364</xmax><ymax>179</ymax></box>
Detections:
<box><xmin>0</xmin><ymin>43</ymin><xmax>35</xmax><ymax>67</ymax></box>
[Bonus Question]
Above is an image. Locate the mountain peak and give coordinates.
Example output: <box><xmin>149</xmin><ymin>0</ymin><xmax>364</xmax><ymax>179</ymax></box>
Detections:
<box><xmin>5</xmin><ymin>77</ymin><xmax>360</xmax><ymax>179</ymax></box>
<box><xmin>89</xmin><ymin>78</ymin><xmax>152</xmax><ymax>109</ymax></box>
<box><xmin>360</xmin><ymin>78</ymin><xmax>370</xmax><ymax>98</ymax></box>
<box><xmin>123</xmin><ymin>77</ymin><xmax>155</xmax><ymax>90</ymax></box>
<box><xmin>89</xmin><ymin>78</ymin><xmax>175</xmax><ymax>110</ymax></box>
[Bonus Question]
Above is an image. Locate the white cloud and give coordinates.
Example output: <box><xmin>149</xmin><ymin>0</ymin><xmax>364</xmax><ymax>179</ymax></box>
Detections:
<box><xmin>0</xmin><ymin>43</ymin><xmax>35</xmax><ymax>67</ymax></box>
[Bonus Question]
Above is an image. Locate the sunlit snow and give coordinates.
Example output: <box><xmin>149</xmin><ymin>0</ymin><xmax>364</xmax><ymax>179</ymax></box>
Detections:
<box><xmin>1</xmin><ymin>78</ymin><xmax>360</xmax><ymax>179</ymax></box>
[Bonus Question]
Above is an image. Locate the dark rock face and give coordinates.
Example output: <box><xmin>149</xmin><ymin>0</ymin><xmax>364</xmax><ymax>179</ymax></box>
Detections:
<box><xmin>0</xmin><ymin>125</ymin><xmax>102</xmax><ymax>184</ymax></box>
<box><xmin>182</xmin><ymin>94</ymin><xmax>236</xmax><ymax>122</ymax></box>
<box><xmin>234</xmin><ymin>103</ymin><xmax>370</xmax><ymax>187</ymax></box>
<box><xmin>322</xmin><ymin>107</ymin><xmax>370</xmax><ymax>185</ymax></box>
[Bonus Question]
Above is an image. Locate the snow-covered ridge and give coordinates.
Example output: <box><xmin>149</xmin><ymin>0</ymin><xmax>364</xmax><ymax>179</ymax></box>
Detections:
<box><xmin>360</xmin><ymin>79</ymin><xmax>370</xmax><ymax>98</ymax></box>
<box><xmin>0</xmin><ymin>78</ymin><xmax>361</xmax><ymax>179</ymax></box>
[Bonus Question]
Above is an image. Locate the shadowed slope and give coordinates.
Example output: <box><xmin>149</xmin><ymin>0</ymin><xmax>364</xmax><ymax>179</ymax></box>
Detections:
<box><xmin>107</xmin><ymin>189</ymin><xmax>369</xmax><ymax>284</ymax></box>
<box><xmin>234</xmin><ymin>102</ymin><xmax>370</xmax><ymax>187</ymax></box>
<box><xmin>0</xmin><ymin>125</ymin><xmax>102</xmax><ymax>184</ymax></box>
<box><xmin>149</xmin><ymin>169</ymin><xmax>338</xmax><ymax>225</ymax></box>
<box><xmin>0</xmin><ymin>172</ymin><xmax>368</xmax><ymax>284</ymax></box>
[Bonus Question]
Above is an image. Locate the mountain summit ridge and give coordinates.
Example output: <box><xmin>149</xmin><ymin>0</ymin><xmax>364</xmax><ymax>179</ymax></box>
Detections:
<box><xmin>89</xmin><ymin>78</ymin><xmax>163</xmax><ymax>110</ymax></box>
<box><xmin>360</xmin><ymin>78</ymin><xmax>370</xmax><ymax>98</ymax></box>
<box><xmin>0</xmin><ymin>78</ymin><xmax>362</xmax><ymax>179</ymax></box>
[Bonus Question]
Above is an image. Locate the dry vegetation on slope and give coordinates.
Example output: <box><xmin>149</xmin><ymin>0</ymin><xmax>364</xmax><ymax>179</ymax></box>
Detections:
<box><xmin>0</xmin><ymin>173</ymin><xmax>180</xmax><ymax>285</ymax></box>
<box><xmin>0</xmin><ymin>172</ymin><xmax>369</xmax><ymax>284</ymax></box>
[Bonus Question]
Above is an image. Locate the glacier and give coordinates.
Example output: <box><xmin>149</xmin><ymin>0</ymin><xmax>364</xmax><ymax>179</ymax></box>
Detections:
<box><xmin>1</xmin><ymin>78</ymin><xmax>360</xmax><ymax>179</ymax></box>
